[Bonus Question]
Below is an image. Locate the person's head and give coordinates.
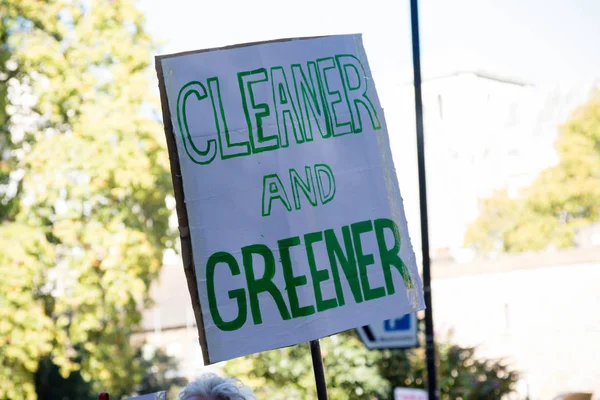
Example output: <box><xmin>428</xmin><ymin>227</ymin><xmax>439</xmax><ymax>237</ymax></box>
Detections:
<box><xmin>178</xmin><ymin>373</ymin><xmax>255</xmax><ymax>400</ymax></box>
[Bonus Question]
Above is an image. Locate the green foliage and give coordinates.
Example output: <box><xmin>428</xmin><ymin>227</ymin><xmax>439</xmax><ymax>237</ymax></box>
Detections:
<box><xmin>378</xmin><ymin>341</ymin><xmax>519</xmax><ymax>399</ymax></box>
<box><xmin>466</xmin><ymin>90</ymin><xmax>600</xmax><ymax>253</ymax></box>
<box><xmin>0</xmin><ymin>225</ymin><xmax>55</xmax><ymax>399</ymax></box>
<box><xmin>0</xmin><ymin>0</ymin><xmax>173</xmax><ymax>398</ymax></box>
<box><xmin>35</xmin><ymin>358</ymin><xmax>95</xmax><ymax>400</ymax></box>
<box><xmin>224</xmin><ymin>332</ymin><xmax>390</xmax><ymax>400</ymax></box>
<box><xmin>32</xmin><ymin>345</ymin><xmax>188</xmax><ymax>400</ymax></box>
<box><xmin>30</xmin><ymin>345</ymin><xmax>187</xmax><ymax>400</ymax></box>
<box><xmin>224</xmin><ymin>330</ymin><xmax>519</xmax><ymax>400</ymax></box>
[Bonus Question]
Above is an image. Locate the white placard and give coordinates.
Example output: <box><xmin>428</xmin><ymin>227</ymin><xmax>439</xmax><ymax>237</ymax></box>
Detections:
<box><xmin>158</xmin><ymin>34</ymin><xmax>424</xmax><ymax>364</ymax></box>
<box><xmin>394</xmin><ymin>388</ymin><xmax>428</xmax><ymax>400</ymax></box>
<box><xmin>125</xmin><ymin>392</ymin><xmax>166</xmax><ymax>400</ymax></box>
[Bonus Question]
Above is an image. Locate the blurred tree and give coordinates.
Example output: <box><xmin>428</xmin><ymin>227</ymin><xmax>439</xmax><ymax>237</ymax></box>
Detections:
<box><xmin>32</xmin><ymin>345</ymin><xmax>187</xmax><ymax>400</ymax></box>
<box><xmin>223</xmin><ymin>330</ymin><xmax>519</xmax><ymax>400</ymax></box>
<box><xmin>0</xmin><ymin>0</ymin><xmax>22</xmax><ymax>222</ymax></box>
<box><xmin>34</xmin><ymin>357</ymin><xmax>95</xmax><ymax>400</ymax></box>
<box><xmin>465</xmin><ymin>90</ymin><xmax>600</xmax><ymax>254</ymax></box>
<box><xmin>0</xmin><ymin>1</ymin><xmax>173</xmax><ymax>398</ymax></box>
<box><xmin>377</xmin><ymin>340</ymin><xmax>519</xmax><ymax>399</ymax></box>
<box><xmin>224</xmin><ymin>332</ymin><xmax>390</xmax><ymax>400</ymax></box>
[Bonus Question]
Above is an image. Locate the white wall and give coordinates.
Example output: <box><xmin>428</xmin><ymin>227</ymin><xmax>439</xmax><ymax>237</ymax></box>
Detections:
<box><xmin>432</xmin><ymin>262</ymin><xmax>600</xmax><ymax>400</ymax></box>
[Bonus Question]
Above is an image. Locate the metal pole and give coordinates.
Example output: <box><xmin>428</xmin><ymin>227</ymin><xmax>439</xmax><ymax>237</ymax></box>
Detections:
<box><xmin>409</xmin><ymin>0</ymin><xmax>439</xmax><ymax>399</ymax></box>
<box><xmin>309</xmin><ymin>340</ymin><xmax>328</xmax><ymax>400</ymax></box>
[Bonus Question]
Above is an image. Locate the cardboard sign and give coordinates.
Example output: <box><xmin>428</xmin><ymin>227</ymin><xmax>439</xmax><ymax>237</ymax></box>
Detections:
<box><xmin>394</xmin><ymin>388</ymin><xmax>427</xmax><ymax>400</ymax></box>
<box><xmin>358</xmin><ymin>313</ymin><xmax>418</xmax><ymax>349</ymax></box>
<box><xmin>156</xmin><ymin>34</ymin><xmax>424</xmax><ymax>364</ymax></box>
<box><xmin>125</xmin><ymin>392</ymin><xmax>166</xmax><ymax>400</ymax></box>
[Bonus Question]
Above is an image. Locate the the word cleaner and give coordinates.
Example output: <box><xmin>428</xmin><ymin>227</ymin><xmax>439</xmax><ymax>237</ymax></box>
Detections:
<box><xmin>176</xmin><ymin>53</ymin><xmax>381</xmax><ymax>165</ymax></box>
<box><xmin>206</xmin><ymin>218</ymin><xmax>414</xmax><ymax>331</ymax></box>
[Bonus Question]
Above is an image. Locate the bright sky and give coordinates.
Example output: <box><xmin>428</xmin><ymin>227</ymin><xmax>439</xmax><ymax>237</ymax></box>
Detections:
<box><xmin>141</xmin><ymin>0</ymin><xmax>600</xmax><ymax>85</ymax></box>
<box><xmin>144</xmin><ymin>0</ymin><xmax>600</xmax><ymax>258</ymax></box>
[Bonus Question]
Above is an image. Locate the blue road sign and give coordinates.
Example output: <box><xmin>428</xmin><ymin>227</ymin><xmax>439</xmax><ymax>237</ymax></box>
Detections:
<box><xmin>357</xmin><ymin>313</ymin><xmax>418</xmax><ymax>349</ymax></box>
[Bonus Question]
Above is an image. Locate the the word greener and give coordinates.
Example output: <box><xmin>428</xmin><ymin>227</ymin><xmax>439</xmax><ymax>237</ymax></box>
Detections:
<box><xmin>206</xmin><ymin>218</ymin><xmax>414</xmax><ymax>331</ymax></box>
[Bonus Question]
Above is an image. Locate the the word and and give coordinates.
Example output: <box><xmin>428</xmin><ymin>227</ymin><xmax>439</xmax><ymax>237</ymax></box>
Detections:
<box><xmin>262</xmin><ymin>163</ymin><xmax>335</xmax><ymax>216</ymax></box>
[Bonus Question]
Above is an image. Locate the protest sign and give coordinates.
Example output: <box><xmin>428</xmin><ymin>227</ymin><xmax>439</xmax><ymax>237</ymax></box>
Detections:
<box><xmin>394</xmin><ymin>388</ymin><xmax>428</xmax><ymax>400</ymax></box>
<box><xmin>125</xmin><ymin>392</ymin><xmax>166</xmax><ymax>400</ymax></box>
<box><xmin>156</xmin><ymin>34</ymin><xmax>425</xmax><ymax>364</ymax></box>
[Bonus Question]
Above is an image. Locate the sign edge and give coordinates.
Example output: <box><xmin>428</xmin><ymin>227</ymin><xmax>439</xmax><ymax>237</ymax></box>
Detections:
<box><xmin>155</xmin><ymin>33</ymin><xmax>362</xmax><ymax>61</ymax></box>
<box><xmin>154</xmin><ymin>56</ymin><xmax>212</xmax><ymax>365</ymax></box>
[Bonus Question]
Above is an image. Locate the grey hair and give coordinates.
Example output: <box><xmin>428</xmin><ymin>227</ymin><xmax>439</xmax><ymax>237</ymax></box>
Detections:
<box><xmin>178</xmin><ymin>373</ymin><xmax>255</xmax><ymax>400</ymax></box>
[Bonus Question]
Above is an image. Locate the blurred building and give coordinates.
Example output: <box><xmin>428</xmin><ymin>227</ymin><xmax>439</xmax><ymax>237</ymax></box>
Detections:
<box><xmin>391</xmin><ymin>72</ymin><xmax>597</xmax><ymax>260</ymax></box>
<box><xmin>132</xmin><ymin>263</ymin><xmax>215</xmax><ymax>380</ymax></box>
